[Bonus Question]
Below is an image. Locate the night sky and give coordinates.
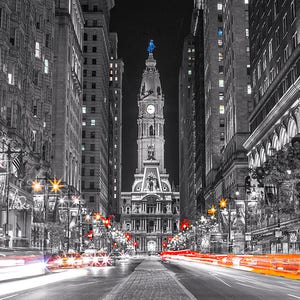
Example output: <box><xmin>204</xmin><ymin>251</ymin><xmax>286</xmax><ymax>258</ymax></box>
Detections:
<box><xmin>110</xmin><ymin>0</ymin><xmax>194</xmax><ymax>191</ymax></box>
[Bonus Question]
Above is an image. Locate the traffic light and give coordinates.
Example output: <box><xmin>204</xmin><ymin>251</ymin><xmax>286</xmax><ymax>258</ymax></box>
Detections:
<box><xmin>245</xmin><ymin>176</ymin><xmax>251</xmax><ymax>194</ymax></box>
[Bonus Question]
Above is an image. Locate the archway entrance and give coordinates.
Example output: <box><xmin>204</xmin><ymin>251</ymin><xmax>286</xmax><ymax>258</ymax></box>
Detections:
<box><xmin>147</xmin><ymin>240</ymin><xmax>157</xmax><ymax>253</ymax></box>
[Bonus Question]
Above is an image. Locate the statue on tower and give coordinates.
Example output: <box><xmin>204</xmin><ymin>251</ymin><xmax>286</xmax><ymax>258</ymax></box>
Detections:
<box><xmin>147</xmin><ymin>145</ymin><xmax>155</xmax><ymax>160</ymax></box>
<box><xmin>147</xmin><ymin>39</ymin><xmax>155</xmax><ymax>54</ymax></box>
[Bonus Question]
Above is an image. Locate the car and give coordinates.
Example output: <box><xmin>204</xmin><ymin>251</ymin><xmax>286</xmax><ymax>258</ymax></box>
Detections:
<box><xmin>59</xmin><ymin>253</ymin><xmax>83</xmax><ymax>268</ymax></box>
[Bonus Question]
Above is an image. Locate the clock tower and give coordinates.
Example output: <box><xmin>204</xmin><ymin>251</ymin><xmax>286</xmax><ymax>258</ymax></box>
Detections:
<box><xmin>137</xmin><ymin>50</ymin><xmax>165</xmax><ymax>173</ymax></box>
<box><xmin>120</xmin><ymin>41</ymin><xmax>180</xmax><ymax>254</ymax></box>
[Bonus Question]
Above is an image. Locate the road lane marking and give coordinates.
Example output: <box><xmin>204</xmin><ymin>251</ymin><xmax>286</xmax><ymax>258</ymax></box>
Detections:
<box><xmin>236</xmin><ymin>282</ymin><xmax>272</xmax><ymax>291</ymax></box>
<box><xmin>288</xmin><ymin>294</ymin><xmax>300</xmax><ymax>299</ymax></box>
<box><xmin>210</xmin><ymin>273</ymin><xmax>231</xmax><ymax>287</ymax></box>
<box><xmin>0</xmin><ymin>294</ymin><xmax>19</xmax><ymax>300</ymax></box>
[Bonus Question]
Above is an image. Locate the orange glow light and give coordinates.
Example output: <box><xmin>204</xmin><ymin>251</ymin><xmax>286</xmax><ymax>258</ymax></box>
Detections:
<box><xmin>219</xmin><ymin>198</ymin><xmax>227</xmax><ymax>209</ymax></box>
<box><xmin>208</xmin><ymin>205</ymin><xmax>216</xmax><ymax>216</ymax></box>
<box><xmin>49</xmin><ymin>178</ymin><xmax>64</xmax><ymax>193</ymax></box>
<box><xmin>32</xmin><ymin>180</ymin><xmax>42</xmax><ymax>192</ymax></box>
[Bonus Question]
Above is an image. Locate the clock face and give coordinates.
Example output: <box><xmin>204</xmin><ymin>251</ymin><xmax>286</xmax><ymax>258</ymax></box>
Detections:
<box><xmin>147</xmin><ymin>104</ymin><xmax>155</xmax><ymax>114</ymax></box>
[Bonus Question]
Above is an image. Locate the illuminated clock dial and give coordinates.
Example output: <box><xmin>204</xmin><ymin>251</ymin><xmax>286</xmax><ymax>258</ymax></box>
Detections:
<box><xmin>147</xmin><ymin>104</ymin><xmax>155</xmax><ymax>114</ymax></box>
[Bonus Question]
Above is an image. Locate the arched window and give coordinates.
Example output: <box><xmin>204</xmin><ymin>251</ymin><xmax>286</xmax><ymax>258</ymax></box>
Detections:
<box><xmin>149</xmin><ymin>125</ymin><xmax>154</xmax><ymax>136</ymax></box>
<box><xmin>260</xmin><ymin>147</ymin><xmax>266</xmax><ymax>164</ymax></box>
<box><xmin>272</xmin><ymin>134</ymin><xmax>280</xmax><ymax>151</ymax></box>
<box><xmin>279</xmin><ymin>127</ymin><xmax>288</xmax><ymax>147</ymax></box>
<box><xmin>288</xmin><ymin>118</ymin><xmax>298</xmax><ymax>141</ymax></box>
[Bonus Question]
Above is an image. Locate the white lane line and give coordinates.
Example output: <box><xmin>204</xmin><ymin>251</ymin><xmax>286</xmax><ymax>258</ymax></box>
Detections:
<box><xmin>210</xmin><ymin>273</ymin><xmax>231</xmax><ymax>287</ymax></box>
<box><xmin>69</xmin><ymin>282</ymin><xmax>97</xmax><ymax>287</ymax></box>
<box><xmin>236</xmin><ymin>282</ymin><xmax>271</xmax><ymax>291</ymax></box>
<box><xmin>0</xmin><ymin>294</ymin><xmax>19</xmax><ymax>300</ymax></box>
<box><xmin>288</xmin><ymin>294</ymin><xmax>300</xmax><ymax>299</ymax></box>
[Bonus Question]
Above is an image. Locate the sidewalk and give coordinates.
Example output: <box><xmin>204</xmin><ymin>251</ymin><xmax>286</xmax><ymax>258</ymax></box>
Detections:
<box><xmin>104</xmin><ymin>257</ymin><xmax>196</xmax><ymax>300</ymax></box>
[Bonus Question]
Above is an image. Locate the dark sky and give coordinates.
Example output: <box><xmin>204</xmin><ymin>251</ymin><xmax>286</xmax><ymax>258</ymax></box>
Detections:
<box><xmin>110</xmin><ymin>0</ymin><xmax>194</xmax><ymax>191</ymax></box>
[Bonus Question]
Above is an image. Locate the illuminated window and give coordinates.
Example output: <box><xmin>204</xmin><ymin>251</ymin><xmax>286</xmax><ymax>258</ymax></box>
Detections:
<box><xmin>188</xmin><ymin>70</ymin><xmax>192</xmax><ymax>75</ymax></box>
<box><xmin>82</xmin><ymin>106</ymin><xmax>86</xmax><ymax>113</ymax></box>
<box><xmin>8</xmin><ymin>73</ymin><xmax>13</xmax><ymax>85</ymax></box>
<box><xmin>115</xmin><ymin>76</ymin><xmax>118</xmax><ymax>81</ymax></box>
<box><xmin>245</xmin><ymin>28</ymin><xmax>249</xmax><ymax>37</ymax></box>
<box><xmin>219</xmin><ymin>79</ymin><xmax>224</xmax><ymax>87</ymax></box>
<box><xmin>82</xmin><ymin>144</ymin><xmax>85</xmax><ymax>151</ymax></box>
<box><xmin>218</xmin><ymin>39</ymin><xmax>223</xmax><ymax>47</ymax></box>
<box><xmin>218</xmin><ymin>52</ymin><xmax>223</xmax><ymax>61</ymax></box>
<box><xmin>115</xmin><ymin>63</ymin><xmax>118</xmax><ymax>68</ymax></box>
<box><xmin>268</xmin><ymin>39</ymin><xmax>273</xmax><ymax>60</ymax></box>
<box><xmin>110</xmin><ymin>77</ymin><xmax>113</xmax><ymax>81</ymax></box>
<box><xmin>44</xmin><ymin>59</ymin><xmax>49</xmax><ymax>73</ymax></box>
<box><xmin>114</xmin><ymin>144</ymin><xmax>117</xmax><ymax>149</ymax></box>
<box><xmin>114</xmin><ymin>117</ymin><xmax>118</xmax><ymax>121</ymax></box>
<box><xmin>247</xmin><ymin>84</ymin><xmax>252</xmax><ymax>94</ymax></box>
<box><xmin>217</xmin><ymin>3</ymin><xmax>222</xmax><ymax>10</ymax></box>
<box><xmin>110</xmin><ymin>63</ymin><xmax>113</xmax><ymax>68</ymax></box>
<box><xmin>91</xmin><ymin>119</ymin><xmax>96</xmax><ymax>126</ymax></box>
<box><xmin>219</xmin><ymin>92</ymin><xmax>224</xmax><ymax>101</ymax></box>
<box><xmin>263</xmin><ymin>50</ymin><xmax>267</xmax><ymax>70</ymax></box>
<box><xmin>35</xmin><ymin>42</ymin><xmax>41</xmax><ymax>58</ymax></box>
<box><xmin>245</xmin><ymin>0</ymin><xmax>249</xmax><ymax>3</ymax></box>
<box><xmin>219</xmin><ymin>105</ymin><xmax>225</xmax><ymax>114</ymax></box>
<box><xmin>82</xmin><ymin>121</ymin><xmax>86</xmax><ymax>126</ymax></box>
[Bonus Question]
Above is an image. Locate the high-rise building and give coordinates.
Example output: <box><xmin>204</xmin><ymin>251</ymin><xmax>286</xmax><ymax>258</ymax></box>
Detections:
<box><xmin>80</xmin><ymin>0</ymin><xmax>114</xmax><ymax>216</ymax></box>
<box><xmin>179</xmin><ymin>0</ymin><xmax>206</xmax><ymax>221</ymax></box>
<box><xmin>0</xmin><ymin>0</ymin><xmax>56</xmax><ymax>248</ymax></box>
<box><xmin>203</xmin><ymin>0</ymin><xmax>225</xmax><ymax>205</ymax></box>
<box><xmin>108</xmin><ymin>33</ymin><xmax>124</xmax><ymax>217</ymax></box>
<box><xmin>53</xmin><ymin>0</ymin><xmax>84</xmax><ymax>191</ymax></box>
<box><xmin>120</xmin><ymin>45</ymin><xmax>180</xmax><ymax>254</ymax></box>
<box><xmin>179</xmin><ymin>34</ymin><xmax>196</xmax><ymax>220</ymax></box>
<box><xmin>243</xmin><ymin>0</ymin><xmax>300</xmax><ymax>253</ymax></box>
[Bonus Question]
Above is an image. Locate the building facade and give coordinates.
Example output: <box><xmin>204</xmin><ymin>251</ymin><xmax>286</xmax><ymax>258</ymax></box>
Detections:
<box><xmin>0</xmin><ymin>0</ymin><xmax>56</xmax><ymax>248</ymax></box>
<box><xmin>53</xmin><ymin>0</ymin><xmax>83</xmax><ymax>191</ymax></box>
<box><xmin>108</xmin><ymin>32</ymin><xmax>124</xmax><ymax>217</ymax></box>
<box><xmin>80</xmin><ymin>0</ymin><xmax>114</xmax><ymax>216</ymax></box>
<box><xmin>243</xmin><ymin>0</ymin><xmax>300</xmax><ymax>253</ymax></box>
<box><xmin>120</xmin><ymin>47</ymin><xmax>180</xmax><ymax>254</ymax></box>
<box><xmin>179</xmin><ymin>34</ymin><xmax>196</xmax><ymax>220</ymax></box>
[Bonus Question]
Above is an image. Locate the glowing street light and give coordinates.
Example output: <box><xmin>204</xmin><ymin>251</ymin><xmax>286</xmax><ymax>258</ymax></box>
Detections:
<box><xmin>208</xmin><ymin>204</ymin><xmax>216</xmax><ymax>216</ymax></box>
<box><xmin>49</xmin><ymin>178</ymin><xmax>64</xmax><ymax>193</ymax></box>
<box><xmin>32</xmin><ymin>180</ymin><xmax>43</xmax><ymax>192</ymax></box>
<box><xmin>219</xmin><ymin>198</ymin><xmax>227</xmax><ymax>209</ymax></box>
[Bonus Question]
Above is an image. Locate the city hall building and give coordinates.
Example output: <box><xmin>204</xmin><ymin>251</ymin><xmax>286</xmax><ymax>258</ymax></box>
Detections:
<box><xmin>120</xmin><ymin>45</ymin><xmax>180</xmax><ymax>254</ymax></box>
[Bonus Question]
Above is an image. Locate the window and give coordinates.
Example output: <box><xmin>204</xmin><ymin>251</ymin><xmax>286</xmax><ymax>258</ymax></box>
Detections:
<box><xmin>92</xmin><ymin>47</ymin><xmax>97</xmax><ymax>52</ymax></box>
<box><xmin>90</xmin><ymin>169</ymin><xmax>95</xmax><ymax>176</ymax></box>
<box><xmin>83</xmin><ymin>94</ymin><xmax>86</xmax><ymax>101</ymax></box>
<box><xmin>35</xmin><ymin>42</ymin><xmax>41</xmax><ymax>58</ymax></box>
<box><xmin>247</xmin><ymin>64</ymin><xmax>251</xmax><ymax>75</ymax></box>
<box><xmin>92</xmin><ymin>58</ymin><xmax>96</xmax><ymax>64</ymax></box>
<box><xmin>292</xmin><ymin>32</ymin><xmax>298</xmax><ymax>50</ymax></box>
<box><xmin>84</xmin><ymin>58</ymin><xmax>87</xmax><ymax>64</ymax></box>
<box><xmin>244</xmin><ymin>0</ymin><xmax>249</xmax><ymax>3</ymax></box>
<box><xmin>275</xmin><ymin>28</ymin><xmax>280</xmax><ymax>48</ymax></box>
<box><xmin>82</xmin><ymin>121</ymin><xmax>86</xmax><ymax>126</ymax></box>
<box><xmin>220</xmin><ymin>118</ymin><xmax>225</xmax><ymax>127</ymax></box>
<box><xmin>268</xmin><ymin>39</ymin><xmax>273</xmax><ymax>61</ymax></box>
<box><xmin>92</xmin><ymin>71</ymin><xmax>96</xmax><ymax>77</ymax></box>
<box><xmin>93</xmin><ymin>5</ymin><xmax>98</xmax><ymax>12</ymax></box>
<box><xmin>282</xmin><ymin>13</ymin><xmax>287</xmax><ymax>35</ymax></box>
<box><xmin>262</xmin><ymin>50</ymin><xmax>267</xmax><ymax>70</ymax></box>
<box><xmin>219</xmin><ymin>105</ymin><xmax>225</xmax><ymax>114</ymax></box>
<box><xmin>245</xmin><ymin>28</ymin><xmax>249</xmax><ymax>37</ymax></box>
<box><xmin>92</xmin><ymin>83</ymin><xmax>96</xmax><ymax>89</ymax></box>
<box><xmin>220</xmin><ymin>132</ymin><xmax>225</xmax><ymax>141</ymax></box>
<box><xmin>89</xmin><ymin>182</ymin><xmax>95</xmax><ymax>189</ymax></box>
<box><xmin>284</xmin><ymin>45</ymin><xmax>289</xmax><ymax>62</ymax></box>
<box><xmin>91</xmin><ymin>119</ymin><xmax>96</xmax><ymax>126</ymax></box>
<box><xmin>274</xmin><ymin>0</ymin><xmax>279</xmax><ymax>18</ymax></box>
<box><xmin>217</xmin><ymin>3</ymin><xmax>222</xmax><ymax>10</ymax></box>
<box><xmin>218</xmin><ymin>14</ymin><xmax>223</xmax><ymax>22</ymax></box>
<box><xmin>219</xmin><ymin>79</ymin><xmax>224</xmax><ymax>87</ymax></box>
<box><xmin>45</xmin><ymin>34</ymin><xmax>50</xmax><ymax>48</ymax></box>
<box><xmin>188</xmin><ymin>70</ymin><xmax>192</xmax><ymax>75</ymax></box>
<box><xmin>44</xmin><ymin>59</ymin><xmax>49</xmax><ymax>74</ymax></box>
<box><xmin>84</xmin><ymin>33</ymin><xmax>87</xmax><ymax>41</ymax></box>
<box><xmin>218</xmin><ymin>52</ymin><xmax>224</xmax><ymax>61</ymax></box>
<box><xmin>82</xmin><ymin>106</ymin><xmax>86</xmax><ymax>113</ymax></box>
<box><xmin>219</xmin><ymin>65</ymin><xmax>224</xmax><ymax>74</ymax></box>
<box><xmin>89</xmin><ymin>196</ymin><xmax>95</xmax><ymax>203</ymax></box>
<box><xmin>92</xmin><ymin>35</ymin><xmax>97</xmax><ymax>41</ymax></box>
<box><xmin>219</xmin><ymin>92</ymin><xmax>224</xmax><ymax>101</ymax></box>
<box><xmin>218</xmin><ymin>39</ymin><xmax>223</xmax><ymax>47</ymax></box>
<box><xmin>91</xmin><ymin>107</ymin><xmax>96</xmax><ymax>113</ymax></box>
<box><xmin>93</xmin><ymin>20</ymin><xmax>97</xmax><ymax>27</ymax></box>
<box><xmin>291</xmin><ymin>1</ymin><xmax>296</xmax><ymax>22</ymax></box>
<box><xmin>90</xmin><ymin>157</ymin><xmax>95</xmax><ymax>163</ymax></box>
<box><xmin>83</xmin><ymin>69</ymin><xmax>87</xmax><ymax>77</ymax></box>
<box><xmin>82</xmin><ymin>144</ymin><xmax>85</xmax><ymax>151</ymax></box>
<box><xmin>91</xmin><ymin>95</ymin><xmax>96</xmax><ymax>101</ymax></box>
<box><xmin>218</xmin><ymin>28</ymin><xmax>223</xmax><ymax>36</ymax></box>
<box><xmin>82</xmin><ymin>131</ymin><xmax>86</xmax><ymax>139</ymax></box>
<box><xmin>90</xmin><ymin>144</ymin><xmax>95</xmax><ymax>151</ymax></box>
<box><xmin>90</xmin><ymin>132</ymin><xmax>95</xmax><ymax>138</ymax></box>
<box><xmin>247</xmin><ymin>84</ymin><xmax>252</xmax><ymax>94</ymax></box>
<box><xmin>257</xmin><ymin>60</ymin><xmax>261</xmax><ymax>79</ymax></box>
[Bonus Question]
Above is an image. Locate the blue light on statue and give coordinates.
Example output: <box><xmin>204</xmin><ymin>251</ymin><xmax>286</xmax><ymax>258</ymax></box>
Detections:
<box><xmin>217</xmin><ymin>28</ymin><xmax>223</xmax><ymax>36</ymax></box>
<box><xmin>147</xmin><ymin>39</ymin><xmax>155</xmax><ymax>53</ymax></box>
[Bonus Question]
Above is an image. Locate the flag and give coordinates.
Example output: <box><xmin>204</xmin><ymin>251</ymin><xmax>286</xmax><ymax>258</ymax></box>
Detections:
<box><xmin>12</xmin><ymin>151</ymin><xmax>25</xmax><ymax>178</ymax></box>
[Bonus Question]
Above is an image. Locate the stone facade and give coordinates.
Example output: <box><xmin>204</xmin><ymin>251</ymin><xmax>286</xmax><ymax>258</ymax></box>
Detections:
<box><xmin>120</xmin><ymin>50</ymin><xmax>180</xmax><ymax>254</ymax></box>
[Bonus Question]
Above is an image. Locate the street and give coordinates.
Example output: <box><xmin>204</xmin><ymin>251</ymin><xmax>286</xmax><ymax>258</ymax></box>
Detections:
<box><xmin>164</xmin><ymin>259</ymin><xmax>300</xmax><ymax>300</ymax></box>
<box><xmin>0</xmin><ymin>259</ymin><xmax>143</xmax><ymax>300</ymax></box>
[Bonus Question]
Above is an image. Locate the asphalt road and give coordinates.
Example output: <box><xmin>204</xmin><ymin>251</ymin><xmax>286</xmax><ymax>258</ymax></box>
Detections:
<box><xmin>0</xmin><ymin>259</ymin><xmax>142</xmax><ymax>300</ymax></box>
<box><xmin>163</xmin><ymin>259</ymin><xmax>300</xmax><ymax>300</ymax></box>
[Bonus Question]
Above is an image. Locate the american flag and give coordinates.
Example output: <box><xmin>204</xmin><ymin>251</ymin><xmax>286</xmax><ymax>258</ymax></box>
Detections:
<box><xmin>12</xmin><ymin>152</ymin><xmax>25</xmax><ymax>177</ymax></box>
